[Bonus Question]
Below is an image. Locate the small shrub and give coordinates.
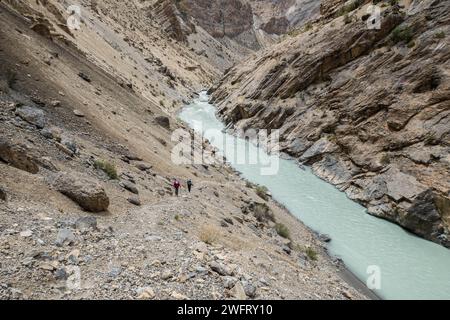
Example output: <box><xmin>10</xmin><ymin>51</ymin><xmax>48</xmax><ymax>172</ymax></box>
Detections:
<box><xmin>199</xmin><ymin>225</ymin><xmax>219</xmax><ymax>245</ymax></box>
<box><xmin>336</xmin><ymin>0</ymin><xmax>363</xmax><ymax>17</ymax></box>
<box><xmin>253</xmin><ymin>203</ymin><xmax>275</xmax><ymax>223</ymax></box>
<box><xmin>304</xmin><ymin>22</ymin><xmax>313</xmax><ymax>32</ymax></box>
<box><xmin>287</xmin><ymin>28</ymin><xmax>301</xmax><ymax>38</ymax></box>
<box><xmin>255</xmin><ymin>185</ymin><xmax>269</xmax><ymax>201</ymax></box>
<box><xmin>380</xmin><ymin>153</ymin><xmax>390</xmax><ymax>165</ymax></box>
<box><xmin>407</xmin><ymin>41</ymin><xmax>416</xmax><ymax>48</ymax></box>
<box><xmin>391</xmin><ymin>26</ymin><xmax>414</xmax><ymax>44</ymax></box>
<box><xmin>174</xmin><ymin>214</ymin><xmax>180</xmax><ymax>221</ymax></box>
<box><xmin>305</xmin><ymin>247</ymin><xmax>318</xmax><ymax>261</ymax></box>
<box><xmin>344</xmin><ymin>14</ymin><xmax>352</xmax><ymax>25</ymax></box>
<box><xmin>5</xmin><ymin>70</ymin><xmax>17</xmax><ymax>89</ymax></box>
<box><xmin>275</xmin><ymin>223</ymin><xmax>291</xmax><ymax>239</ymax></box>
<box><xmin>159</xmin><ymin>100</ymin><xmax>165</xmax><ymax>107</ymax></box>
<box><xmin>94</xmin><ymin>159</ymin><xmax>118</xmax><ymax>180</ymax></box>
<box><xmin>434</xmin><ymin>31</ymin><xmax>445</xmax><ymax>39</ymax></box>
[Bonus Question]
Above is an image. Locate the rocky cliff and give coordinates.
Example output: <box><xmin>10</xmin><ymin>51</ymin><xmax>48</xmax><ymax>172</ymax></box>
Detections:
<box><xmin>210</xmin><ymin>0</ymin><xmax>450</xmax><ymax>247</ymax></box>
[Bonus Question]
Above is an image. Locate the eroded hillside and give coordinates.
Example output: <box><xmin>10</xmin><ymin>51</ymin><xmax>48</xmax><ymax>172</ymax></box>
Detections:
<box><xmin>0</xmin><ymin>0</ymin><xmax>368</xmax><ymax>300</ymax></box>
<box><xmin>210</xmin><ymin>0</ymin><xmax>450</xmax><ymax>247</ymax></box>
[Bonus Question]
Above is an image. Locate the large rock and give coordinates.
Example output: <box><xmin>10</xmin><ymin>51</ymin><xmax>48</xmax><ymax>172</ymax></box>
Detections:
<box><xmin>230</xmin><ymin>282</ymin><xmax>247</xmax><ymax>300</ymax></box>
<box><xmin>300</xmin><ymin>137</ymin><xmax>339</xmax><ymax>164</ymax></box>
<box><xmin>52</xmin><ymin>173</ymin><xmax>109</xmax><ymax>212</ymax></box>
<box><xmin>15</xmin><ymin>105</ymin><xmax>46</xmax><ymax>128</ymax></box>
<box><xmin>402</xmin><ymin>190</ymin><xmax>450</xmax><ymax>245</ymax></box>
<box><xmin>209</xmin><ymin>261</ymin><xmax>233</xmax><ymax>276</ymax></box>
<box><xmin>154</xmin><ymin>116</ymin><xmax>171</xmax><ymax>130</ymax></box>
<box><xmin>382</xmin><ymin>169</ymin><xmax>428</xmax><ymax>203</ymax></box>
<box><xmin>0</xmin><ymin>138</ymin><xmax>39</xmax><ymax>174</ymax></box>
<box><xmin>120</xmin><ymin>180</ymin><xmax>139</xmax><ymax>195</ymax></box>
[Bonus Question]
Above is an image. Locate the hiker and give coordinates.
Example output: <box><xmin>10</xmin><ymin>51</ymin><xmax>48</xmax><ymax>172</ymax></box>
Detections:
<box><xmin>187</xmin><ymin>179</ymin><xmax>193</xmax><ymax>193</ymax></box>
<box><xmin>173</xmin><ymin>179</ymin><xmax>181</xmax><ymax>197</ymax></box>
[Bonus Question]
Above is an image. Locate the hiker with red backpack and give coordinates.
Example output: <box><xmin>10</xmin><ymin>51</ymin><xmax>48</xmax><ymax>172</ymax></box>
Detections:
<box><xmin>173</xmin><ymin>179</ymin><xmax>181</xmax><ymax>197</ymax></box>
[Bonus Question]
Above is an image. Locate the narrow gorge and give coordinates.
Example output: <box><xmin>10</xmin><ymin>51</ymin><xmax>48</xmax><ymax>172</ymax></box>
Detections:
<box><xmin>210</xmin><ymin>0</ymin><xmax>450</xmax><ymax>248</ymax></box>
<box><xmin>0</xmin><ymin>0</ymin><xmax>448</xmax><ymax>302</ymax></box>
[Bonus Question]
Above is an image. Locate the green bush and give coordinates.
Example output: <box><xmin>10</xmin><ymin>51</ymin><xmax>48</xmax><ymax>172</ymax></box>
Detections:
<box><xmin>275</xmin><ymin>223</ymin><xmax>291</xmax><ymax>239</ymax></box>
<box><xmin>253</xmin><ymin>203</ymin><xmax>275</xmax><ymax>223</ymax></box>
<box><xmin>407</xmin><ymin>41</ymin><xmax>416</xmax><ymax>48</ymax></box>
<box><xmin>380</xmin><ymin>153</ymin><xmax>390</xmax><ymax>165</ymax></box>
<box><xmin>255</xmin><ymin>185</ymin><xmax>269</xmax><ymax>201</ymax></box>
<box><xmin>305</xmin><ymin>247</ymin><xmax>318</xmax><ymax>261</ymax></box>
<box><xmin>391</xmin><ymin>26</ymin><xmax>414</xmax><ymax>44</ymax></box>
<box><xmin>94</xmin><ymin>159</ymin><xmax>118</xmax><ymax>180</ymax></box>
<box><xmin>336</xmin><ymin>0</ymin><xmax>364</xmax><ymax>17</ymax></box>
<box><xmin>344</xmin><ymin>14</ymin><xmax>352</xmax><ymax>25</ymax></box>
<box><xmin>435</xmin><ymin>31</ymin><xmax>445</xmax><ymax>39</ymax></box>
<box><xmin>304</xmin><ymin>22</ymin><xmax>313</xmax><ymax>32</ymax></box>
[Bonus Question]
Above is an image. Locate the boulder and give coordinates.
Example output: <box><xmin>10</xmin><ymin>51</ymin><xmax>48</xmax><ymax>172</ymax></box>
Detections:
<box><xmin>137</xmin><ymin>287</ymin><xmax>155</xmax><ymax>300</ymax></box>
<box><xmin>75</xmin><ymin>216</ymin><xmax>98</xmax><ymax>231</ymax></box>
<box><xmin>60</xmin><ymin>135</ymin><xmax>78</xmax><ymax>155</ymax></box>
<box><xmin>383</xmin><ymin>169</ymin><xmax>428</xmax><ymax>202</ymax></box>
<box><xmin>230</xmin><ymin>282</ymin><xmax>247</xmax><ymax>300</ymax></box>
<box><xmin>52</xmin><ymin>172</ymin><xmax>109</xmax><ymax>212</ymax></box>
<box><xmin>136</xmin><ymin>163</ymin><xmax>152</xmax><ymax>172</ymax></box>
<box><xmin>300</xmin><ymin>137</ymin><xmax>339</xmax><ymax>164</ymax></box>
<box><xmin>56</xmin><ymin>228</ymin><xmax>76</xmax><ymax>246</ymax></box>
<box><xmin>120</xmin><ymin>180</ymin><xmax>139</xmax><ymax>195</ymax></box>
<box><xmin>73</xmin><ymin>109</ymin><xmax>85</xmax><ymax>117</ymax></box>
<box><xmin>154</xmin><ymin>116</ymin><xmax>171</xmax><ymax>130</ymax></box>
<box><xmin>242</xmin><ymin>281</ymin><xmax>257</xmax><ymax>298</ymax></box>
<box><xmin>209</xmin><ymin>261</ymin><xmax>233</xmax><ymax>276</ymax></box>
<box><xmin>15</xmin><ymin>105</ymin><xmax>46</xmax><ymax>129</ymax></box>
<box><xmin>127</xmin><ymin>197</ymin><xmax>141</xmax><ymax>206</ymax></box>
<box><xmin>0</xmin><ymin>138</ymin><xmax>39</xmax><ymax>174</ymax></box>
<box><xmin>401</xmin><ymin>190</ymin><xmax>448</xmax><ymax>239</ymax></box>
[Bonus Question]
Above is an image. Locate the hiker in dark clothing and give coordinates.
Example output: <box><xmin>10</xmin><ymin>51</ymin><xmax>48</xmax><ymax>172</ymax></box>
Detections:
<box><xmin>173</xmin><ymin>179</ymin><xmax>181</xmax><ymax>197</ymax></box>
<box><xmin>187</xmin><ymin>179</ymin><xmax>193</xmax><ymax>193</ymax></box>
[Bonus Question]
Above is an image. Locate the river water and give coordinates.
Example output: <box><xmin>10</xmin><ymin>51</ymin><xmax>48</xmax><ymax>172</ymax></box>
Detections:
<box><xmin>179</xmin><ymin>91</ymin><xmax>450</xmax><ymax>300</ymax></box>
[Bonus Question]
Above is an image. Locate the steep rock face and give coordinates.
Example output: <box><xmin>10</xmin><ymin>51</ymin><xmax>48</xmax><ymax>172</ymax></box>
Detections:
<box><xmin>320</xmin><ymin>0</ymin><xmax>347</xmax><ymax>19</ymax></box>
<box><xmin>171</xmin><ymin>0</ymin><xmax>321</xmax><ymax>49</ymax></box>
<box><xmin>251</xmin><ymin>0</ymin><xmax>321</xmax><ymax>33</ymax></box>
<box><xmin>261</xmin><ymin>16</ymin><xmax>290</xmax><ymax>35</ymax></box>
<box><xmin>174</xmin><ymin>0</ymin><xmax>261</xmax><ymax>50</ymax></box>
<box><xmin>152</xmin><ymin>0</ymin><xmax>196</xmax><ymax>42</ymax></box>
<box><xmin>210</xmin><ymin>0</ymin><xmax>450</xmax><ymax>247</ymax></box>
<box><xmin>176</xmin><ymin>0</ymin><xmax>254</xmax><ymax>38</ymax></box>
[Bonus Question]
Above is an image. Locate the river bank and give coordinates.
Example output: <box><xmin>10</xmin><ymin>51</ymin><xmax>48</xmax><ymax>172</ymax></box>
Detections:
<box><xmin>179</xmin><ymin>91</ymin><xmax>450</xmax><ymax>300</ymax></box>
